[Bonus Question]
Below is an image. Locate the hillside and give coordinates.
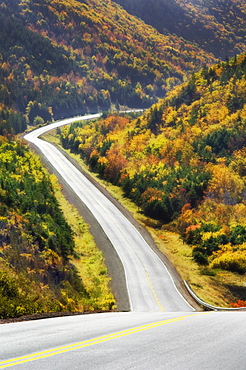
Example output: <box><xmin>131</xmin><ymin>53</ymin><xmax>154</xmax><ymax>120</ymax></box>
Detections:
<box><xmin>0</xmin><ymin>137</ymin><xmax>85</xmax><ymax>318</ymax></box>
<box><xmin>0</xmin><ymin>135</ymin><xmax>116</xmax><ymax>319</ymax></box>
<box><xmin>114</xmin><ymin>0</ymin><xmax>246</xmax><ymax>59</ymax></box>
<box><xmin>59</xmin><ymin>53</ymin><xmax>246</xmax><ymax>304</ymax></box>
<box><xmin>0</xmin><ymin>0</ymin><xmax>216</xmax><ymax>134</ymax></box>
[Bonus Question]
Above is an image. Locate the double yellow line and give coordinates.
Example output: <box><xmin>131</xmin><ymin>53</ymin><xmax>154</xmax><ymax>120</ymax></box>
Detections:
<box><xmin>0</xmin><ymin>314</ymin><xmax>196</xmax><ymax>368</ymax></box>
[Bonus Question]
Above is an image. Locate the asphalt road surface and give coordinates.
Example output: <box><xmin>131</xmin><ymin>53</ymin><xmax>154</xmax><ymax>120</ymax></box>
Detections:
<box><xmin>1</xmin><ymin>311</ymin><xmax>246</xmax><ymax>369</ymax></box>
<box><xmin>24</xmin><ymin>116</ymin><xmax>193</xmax><ymax>313</ymax></box>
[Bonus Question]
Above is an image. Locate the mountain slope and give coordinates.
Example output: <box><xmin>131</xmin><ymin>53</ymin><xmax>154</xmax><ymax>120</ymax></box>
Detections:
<box><xmin>59</xmin><ymin>53</ymin><xmax>246</xmax><ymax>290</ymax></box>
<box><xmin>113</xmin><ymin>0</ymin><xmax>246</xmax><ymax>59</ymax></box>
<box><xmin>0</xmin><ymin>0</ymin><xmax>216</xmax><ymax>134</ymax></box>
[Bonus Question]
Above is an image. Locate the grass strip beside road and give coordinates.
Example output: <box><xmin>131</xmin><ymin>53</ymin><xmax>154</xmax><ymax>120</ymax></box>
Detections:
<box><xmin>49</xmin><ymin>173</ymin><xmax>116</xmax><ymax>312</ymax></box>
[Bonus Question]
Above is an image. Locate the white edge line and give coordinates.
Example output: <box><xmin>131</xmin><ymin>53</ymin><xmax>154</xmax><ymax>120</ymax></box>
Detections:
<box><xmin>25</xmin><ymin>114</ymin><xmax>134</xmax><ymax>311</ymax></box>
<box><xmin>25</xmin><ymin>114</ymin><xmax>193</xmax><ymax>312</ymax></box>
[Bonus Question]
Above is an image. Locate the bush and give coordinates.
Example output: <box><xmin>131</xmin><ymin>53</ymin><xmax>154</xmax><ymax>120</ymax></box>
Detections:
<box><xmin>211</xmin><ymin>251</ymin><xmax>246</xmax><ymax>274</ymax></box>
<box><xmin>33</xmin><ymin>116</ymin><xmax>45</xmax><ymax>126</ymax></box>
<box><xmin>231</xmin><ymin>300</ymin><xmax>246</xmax><ymax>308</ymax></box>
<box><xmin>200</xmin><ymin>268</ymin><xmax>216</xmax><ymax>276</ymax></box>
<box><xmin>0</xmin><ymin>272</ymin><xmax>19</xmax><ymax>298</ymax></box>
<box><xmin>192</xmin><ymin>250</ymin><xmax>209</xmax><ymax>265</ymax></box>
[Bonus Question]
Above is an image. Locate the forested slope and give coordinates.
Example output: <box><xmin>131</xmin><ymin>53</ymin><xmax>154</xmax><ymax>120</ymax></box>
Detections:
<box><xmin>0</xmin><ymin>0</ymin><xmax>216</xmax><ymax>134</ymax></box>
<box><xmin>60</xmin><ymin>53</ymin><xmax>246</xmax><ymax>284</ymax></box>
<box><xmin>0</xmin><ymin>137</ymin><xmax>88</xmax><ymax>318</ymax></box>
<box><xmin>114</xmin><ymin>0</ymin><xmax>246</xmax><ymax>59</ymax></box>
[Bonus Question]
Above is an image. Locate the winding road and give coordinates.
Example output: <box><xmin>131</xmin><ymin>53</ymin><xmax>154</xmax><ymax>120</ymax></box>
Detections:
<box><xmin>1</xmin><ymin>115</ymin><xmax>245</xmax><ymax>369</ymax></box>
<box><xmin>24</xmin><ymin>115</ymin><xmax>193</xmax><ymax>313</ymax></box>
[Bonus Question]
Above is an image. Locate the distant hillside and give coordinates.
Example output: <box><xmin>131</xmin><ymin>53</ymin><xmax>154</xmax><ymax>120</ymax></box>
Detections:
<box><xmin>60</xmin><ymin>52</ymin><xmax>246</xmax><ymax>276</ymax></box>
<box><xmin>0</xmin><ymin>0</ymin><xmax>216</xmax><ymax>134</ymax></box>
<box><xmin>114</xmin><ymin>0</ymin><xmax>246</xmax><ymax>59</ymax></box>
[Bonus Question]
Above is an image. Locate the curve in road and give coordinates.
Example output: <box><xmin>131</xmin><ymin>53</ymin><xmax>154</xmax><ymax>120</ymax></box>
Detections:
<box><xmin>24</xmin><ymin>115</ymin><xmax>193</xmax><ymax>312</ymax></box>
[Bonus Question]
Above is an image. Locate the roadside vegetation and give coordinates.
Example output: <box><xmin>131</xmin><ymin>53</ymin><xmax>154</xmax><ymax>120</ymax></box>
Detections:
<box><xmin>57</xmin><ymin>54</ymin><xmax>246</xmax><ymax>307</ymax></box>
<box><xmin>49</xmin><ymin>173</ymin><xmax>116</xmax><ymax>311</ymax></box>
<box><xmin>46</xmin><ymin>127</ymin><xmax>244</xmax><ymax>308</ymax></box>
<box><xmin>0</xmin><ymin>136</ymin><xmax>115</xmax><ymax>319</ymax></box>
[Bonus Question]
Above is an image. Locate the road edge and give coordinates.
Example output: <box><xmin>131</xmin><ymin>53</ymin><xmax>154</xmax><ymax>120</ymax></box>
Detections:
<box><xmin>45</xmin><ymin>140</ymin><xmax>201</xmax><ymax>311</ymax></box>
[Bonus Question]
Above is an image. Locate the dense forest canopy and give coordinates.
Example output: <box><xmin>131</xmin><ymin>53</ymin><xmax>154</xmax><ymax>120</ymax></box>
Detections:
<box><xmin>0</xmin><ymin>0</ymin><xmax>217</xmax><ymax>134</ymax></box>
<box><xmin>114</xmin><ymin>0</ymin><xmax>246</xmax><ymax>59</ymax></box>
<box><xmin>60</xmin><ymin>53</ymin><xmax>246</xmax><ymax>276</ymax></box>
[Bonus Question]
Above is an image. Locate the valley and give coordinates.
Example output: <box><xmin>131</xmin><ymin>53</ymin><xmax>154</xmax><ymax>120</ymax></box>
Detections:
<box><xmin>0</xmin><ymin>0</ymin><xmax>246</xmax><ymax>320</ymax></box>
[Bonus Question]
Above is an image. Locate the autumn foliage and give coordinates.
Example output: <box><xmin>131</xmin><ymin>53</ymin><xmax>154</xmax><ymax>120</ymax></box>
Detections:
<box><xmin>230</xmin><ymin>300</ymin><xmax>246</xmax><ymax>308</ymax></box>
<box><xmin>114</xmin><ymin>0</ymin><xmax>246</xmax><ymax>59</ymax></box>
<box><xmin>60</xmin><ymin>53</ymin><xmax>246</xmax><ymax>275</ymax></box>
<box><xmin>0</xmin><ymin>138</ymin><xmax>89</xmax><ymax>318</ymax></box>
<box><xmin>0</xmin><ymin>0</ymin><xmax>218</xmax><ymax>134</ymax></box>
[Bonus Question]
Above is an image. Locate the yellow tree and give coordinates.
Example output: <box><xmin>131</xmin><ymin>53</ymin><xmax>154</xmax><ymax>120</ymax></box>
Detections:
<box><xmin>206</xmin><ymin>163</ymin><xmax>244</xmax><ymax>205</ymax></box>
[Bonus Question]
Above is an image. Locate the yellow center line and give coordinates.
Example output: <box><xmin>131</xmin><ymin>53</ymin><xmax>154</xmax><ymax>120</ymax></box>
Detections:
<box><xmin>145</xmin><ymin>271</ymin><xmax>165</xmax><ymax>311</ymax></box>
<box><xmin>134</xmin><ymin>249</ymin><xmax>165</xmax><ymax>312</ymax></box>
<box><xmin>110</xmin><ymin>219</ymin><xmax>166</xmax><ymax>312</ymax></box>
<box><xmin>0</xmin><ymin>314</ymin><xmax>198</xmax><ymax>368</ymax></box>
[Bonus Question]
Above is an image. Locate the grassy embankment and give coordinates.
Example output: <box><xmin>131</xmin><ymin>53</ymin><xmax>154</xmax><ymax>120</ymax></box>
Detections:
<box><xmin>43</xmin><ymin>128</ymin><xmax>245</xmax><ymax>308</ymax></box>
<box><xmin>39</xmin><ymin>129</ymin><xmax>116</xmax><ymax>311</ymax></box>
<box><xmin>50</xmin><ymin>173</ymin><xmax>116</xmax><ymax>311</ymax></box>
